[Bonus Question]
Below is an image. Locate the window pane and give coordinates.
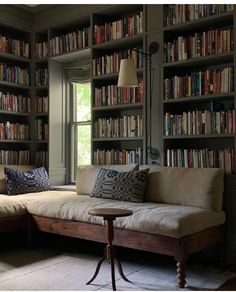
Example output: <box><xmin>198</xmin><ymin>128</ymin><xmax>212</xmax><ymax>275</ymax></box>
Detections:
<box><xmin>77</xmin><ymin>125</ymin><xmax>91</xmax><ymax>166</ymax></box>
<box><xmin>76</xmin><ymin>83</ymin><xmax>91</xmax><ymax>122</ymax></box>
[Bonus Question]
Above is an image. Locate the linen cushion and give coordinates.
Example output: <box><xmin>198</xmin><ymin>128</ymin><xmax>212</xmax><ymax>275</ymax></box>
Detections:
<box><xmin>26</xmin><ymin>193</ymin><xmax>225</xmax><ymax>238</ymax></box>
<box><xmin>0</xmin><ymin>165</ymin><xmax>34</xmax><ymax>194</ymax></box>
<box><xmin>4</xmin><ymin>167</ymin><xmax>54</xmax><ymax>196</ymax></box>
<box><xmin>139</xmin><ymin>165</ymin><xmax>224</xmax><ymax>212</ymax></box>
<box><xmin>76</xmin><ymin>164</ymin><xmax>138</xmax><ymax>195</ymax></box>
<box><xmin>90</xmin><ymin>168</ymin><xmax>149</xmax><ymax>202</ymax></box>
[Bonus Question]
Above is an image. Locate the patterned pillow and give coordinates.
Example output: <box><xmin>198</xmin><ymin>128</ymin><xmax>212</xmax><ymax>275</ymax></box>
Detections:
<box><xmin>4</xmin><ymin>167</ymin><xmax>54</xmax><ymax>196</ymax></box>
<box><xmin>90</xmin><ymin>168</ymin><xmax>149</xmax><ymax>203</ymax></box>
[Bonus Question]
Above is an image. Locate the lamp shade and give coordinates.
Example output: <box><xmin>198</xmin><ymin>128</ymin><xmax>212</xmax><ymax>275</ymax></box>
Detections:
<box><xmin>117</xmin><ymin>59</ymin><xmax>139</xmax><ymax>87</ymax></box>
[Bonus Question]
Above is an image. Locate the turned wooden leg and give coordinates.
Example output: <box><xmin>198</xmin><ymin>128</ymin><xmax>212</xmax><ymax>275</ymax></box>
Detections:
<box><xmin>176</xmin><ymin>261</ymin><xmax>186</xmax><ymax>288</ymax></box>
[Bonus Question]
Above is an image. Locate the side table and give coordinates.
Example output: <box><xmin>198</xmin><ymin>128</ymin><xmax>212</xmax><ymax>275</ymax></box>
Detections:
<box><xmin>86</xmin><ymin>208</ymin><xmax>133</xmax><ymax>291</ymax></box>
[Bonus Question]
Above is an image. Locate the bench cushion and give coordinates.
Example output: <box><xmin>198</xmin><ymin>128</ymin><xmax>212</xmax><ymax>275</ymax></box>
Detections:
<box><xmin>76</xmin><ymin>164</ymin><xmax>138</xmax><ymax>195</ymax></box>
<box><xmin>26</xmin><ymin>193</ymin><xmax>225</xmax><ymax>238</ymax></box>
<box><xmin>139</xmin><ymin>165</ymin><xmax>224</xmax><ymax>212</ymax></box>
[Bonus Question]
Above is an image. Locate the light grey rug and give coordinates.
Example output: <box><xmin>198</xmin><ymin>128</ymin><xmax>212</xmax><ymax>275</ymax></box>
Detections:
<box><xmin>0</xmin><ymin>248</ymin><xmax>234</xmax><ymax>291</ymax></box>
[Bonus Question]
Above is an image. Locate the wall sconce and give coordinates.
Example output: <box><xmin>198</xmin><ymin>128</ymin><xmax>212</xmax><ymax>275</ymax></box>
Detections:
<box><xmin>117</xmin><ymin>41</ymin><xmax>160</xmax><ymax>164</ymax></box>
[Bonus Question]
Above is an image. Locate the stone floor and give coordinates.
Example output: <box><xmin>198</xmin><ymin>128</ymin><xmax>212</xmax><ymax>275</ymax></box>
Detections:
<box><xmin>0</xmin><ymin>232</ymin><xmax>234</xmax><ymax>291</ymax></box>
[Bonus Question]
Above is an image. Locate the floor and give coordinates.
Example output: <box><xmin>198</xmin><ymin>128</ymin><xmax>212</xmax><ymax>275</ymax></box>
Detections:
<box><xmin>0</xmin><ymin>232</ymin><xmax>234</xmax><ymax>291</ymax></box>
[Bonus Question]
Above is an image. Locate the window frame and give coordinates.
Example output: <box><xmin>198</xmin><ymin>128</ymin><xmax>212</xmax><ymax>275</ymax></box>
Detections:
<box><xmin>69</xmin><ymin>82</ymin><xmax>92</xmax><ymax>182</ymax></box>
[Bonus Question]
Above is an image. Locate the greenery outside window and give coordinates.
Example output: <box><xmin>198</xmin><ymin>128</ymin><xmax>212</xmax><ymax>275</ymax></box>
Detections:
<box><xmin>71</xmin><ymin>82</ymin><xmax>91</xmax><ymax>181</ymax></box>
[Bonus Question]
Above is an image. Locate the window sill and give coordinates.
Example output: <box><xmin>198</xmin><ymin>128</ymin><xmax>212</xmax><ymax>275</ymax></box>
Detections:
<box><xmin>54</xmin><ymin>185</ymin><xmax>76</xmax><ymax>191</ymax></box>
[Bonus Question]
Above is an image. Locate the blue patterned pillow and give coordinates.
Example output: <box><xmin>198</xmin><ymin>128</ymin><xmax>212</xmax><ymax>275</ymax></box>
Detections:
<box><xmin>90</xmin><ymin>168</ymin><xmax>149</xmax><ymax>203</ymax></box>
<box><xmin>4</xmin><ymin>167</ymin><xmax>54</xmax><ymax>196</ymax></box>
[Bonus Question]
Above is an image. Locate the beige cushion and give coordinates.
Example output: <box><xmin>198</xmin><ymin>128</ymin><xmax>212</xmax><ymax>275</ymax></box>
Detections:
<box><xmin>0</xmin><ymin>165</ymin><xmax>34</xmax><ymax>194</ymax></box>
<box><xmin>76</xmin><ymin>164</ymin><xmax>138</xmax><ymax>195</ymax></box>
<box><xmin>26</xmin><ymin>193</ymin><xmax>225</xmax><ymax>238</ymax></box>
<box><xmin>139</xmin><ymin>165</ymin><xmax>224</xmax><ymax>212</ymax></box>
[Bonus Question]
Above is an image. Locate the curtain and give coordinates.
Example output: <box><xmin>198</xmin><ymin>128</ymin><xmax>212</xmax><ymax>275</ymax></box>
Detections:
<box><xmin>64</xmin><ymin>56</ymin><xmax>90</xmax><ymax>83</ymax></box>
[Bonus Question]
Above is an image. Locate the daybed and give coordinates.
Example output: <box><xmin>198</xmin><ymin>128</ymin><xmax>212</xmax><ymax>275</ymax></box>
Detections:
<box><xmin>0</xmin><ymin>164</ymin><xmax>225</xmax><ymax>288</ymax></box>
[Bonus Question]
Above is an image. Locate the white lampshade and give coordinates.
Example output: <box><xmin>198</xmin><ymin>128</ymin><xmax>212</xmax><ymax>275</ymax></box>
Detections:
<box><xmin>117</xmin><ymin>59</ymin><xmax>139</xmax><ymax>87</ymax></box>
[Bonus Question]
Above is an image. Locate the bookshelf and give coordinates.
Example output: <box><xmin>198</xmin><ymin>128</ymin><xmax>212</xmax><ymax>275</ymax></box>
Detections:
<box><xmin>91</xmin><ymin>5</ymin><xmax>145</xmax><ymax>165</ymax></box>
<box><xmin>162</xmin><ymin>4</ymin><xmax>236</xmax><ymax>175</ymax></box>
<box><xmin>0</xmin><ymin>22</ymin><xmax>32</xmax><ymax>165</ymax></box>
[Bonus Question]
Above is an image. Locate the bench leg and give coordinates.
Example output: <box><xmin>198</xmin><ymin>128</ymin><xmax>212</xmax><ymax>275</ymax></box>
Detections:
<box><xmin>176</xmin><ymin>261</ymin><xmax>186</xmax><ymax>288</ymax></box>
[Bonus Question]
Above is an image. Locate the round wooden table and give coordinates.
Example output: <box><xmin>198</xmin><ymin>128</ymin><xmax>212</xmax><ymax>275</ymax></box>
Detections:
<box><xmin>86</xmin><ymin>208</ymin><xmax>133</xmax><ymax>291</ymax></box>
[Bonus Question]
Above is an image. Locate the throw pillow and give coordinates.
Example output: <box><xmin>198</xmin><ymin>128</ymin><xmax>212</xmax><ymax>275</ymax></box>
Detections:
<box><xmin>90</xmin><ymin>168</ymin><xmax>149</xmax><ymax>203</ymax></box>
<box><xmin>4</xmin><ymin>167</ymin><xmax>54</xmax><ymax>196</ymax></box>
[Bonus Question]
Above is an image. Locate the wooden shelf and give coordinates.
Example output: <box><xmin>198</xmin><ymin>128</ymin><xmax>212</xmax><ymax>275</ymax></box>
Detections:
<box><xmin>34</xmin><ymin>112</ymin><xmax>48</xmax><ymax>117</ymax></box>
<box><xmin>92</xmin><ymin>68</ymin><xmax>143</xmax><ymax>81</ymax></box>
<box><xmin>93</xmin><ymin>137</ymin><xmax>143</xmax><ymax>142</ymax></box>
<box><xmin>0</xmin><ymin>52</ymin><xmax>30</xmax><ymax>63</ymax></box>
<box><xmin>35</xmin><ymin>140</ymin><xmax>48</xmax><ymax>143</ymax></box>
<box><xmin>92</xmin><ymin>34</ymin><xmax>143</xmax><ymax>50</ymax></box>
<box><xmin>0</xmin><ymin>80</ymin><xmax>30</xmax><ymax>90</ymax></box>
<box><xmin>163</xmin><ymin>134</ymin><xmax>235</xmax><ymax>140</ymax></box>
<box><xmin>50</xmin><ymin>47</ymin><xmax>90</xmax><ymax>63</ymax></box>
<box><xmin>163</xmin><ymin>52</ymin><xmax>234</xmax><ymax>68</ymax></box>
<box><xmin>164</xmin><ymin>11</ymin><xmax>233</xmax><ymax>32</ymax></box>
<box><xmin>0</xmin><ymin>110</ymin><xmax>30</xmax><ymax>116</ymax></box>
<box><xmin>92</xmin><ymin>102</ymin><xmax>143</xmax><ymax>111</ymax></box>
<box><xmin>163</xmin><ymin>92</ymin><xmax>235</xmax><ymax>104</ymax></box>
<box><xmin>35</xmin><ymin>85</ymin><xmax>48</xmax><ymax>90</ymax></box>
<box><xmin>0</xmin><ymin>140</ymin><xmax>31</xmax><ymax>143</ymax></box>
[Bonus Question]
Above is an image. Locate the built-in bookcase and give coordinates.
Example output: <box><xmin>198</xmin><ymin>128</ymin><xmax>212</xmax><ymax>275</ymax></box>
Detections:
<box><xmin>0</xmin><ymin>22</ymin><xmax>32</xmax><ymax>165</ymax></box>
<box><xmin>163</xmin><ymin>4</ymin><xmax>235</xmax><ymax>174</ymax></box>
<box><xmin>91</xmin><ymin>5</ymin><xmax>146</xmax><ymax>165</ymax></box>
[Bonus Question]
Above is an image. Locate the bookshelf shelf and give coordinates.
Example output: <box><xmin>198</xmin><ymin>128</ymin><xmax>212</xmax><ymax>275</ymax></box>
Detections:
<box><xmin>0</xmin><ymin>110</ymin><xmax>30</xmax><ymax>116</ymax></box>
<box><xmin>163</xmin><ymin>92</ymin><xmax>235</xmax><ymax>104</ymax></box>
<box><xmin>163</xmin><ymin>11</ymin><xmax>233</xmax><ymax>32</ymax></box>
<box><xmin>163</xmin><ymin>52</ymin><xmax>234</xmax><ymax>68</ymax></box>
<box><xmin>92</xmin><ymin>34</ymin><xmax>143</xmax><ymax>50</ymax></box>
<box><xmin>92</xmin><ymin>103</ymin><xmax>143</xmax><ymax>111</ymax></box>
<box><xmin>0</xmin><ymin>80</ymin><xmax>30</xmax><ymax>90</ymax></box>
<box><xmin>163</xmin><ymin>134</ymin><xmax>235</xmax><ymax>140</ymax></box>
<box><xmin>93</xmin><ymin>137</ymin><xmax>143</xmax><ymax>142</ymax></box>
<box><xmin>0</xmin><ymin>52</ymin><xmax>30</xmax><ymax>63</ymax></box>
<box><xmin>0</xmin><ymin>140</ymin><xmax>31</xmax><ymax>143</ymax></box>
<box><xmin>92</xmin><ymin>68</ymin><xmax>143</xmax><ymax>81</ymax></box>
<box><xmin>35</xmin><ymin>58</ymin><xmax>48</xmax><ymax>64</ymax></box>
<box><xmin>50</xmin><ymin>47</ymin><xmax>90</xmax><ymax>63</ymax></box>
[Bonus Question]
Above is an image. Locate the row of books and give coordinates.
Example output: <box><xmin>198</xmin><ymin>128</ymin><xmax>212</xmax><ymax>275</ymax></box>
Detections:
<box><xmin>164</xmin><ymin>27</ymin><xmax>234</xmax><ymax>63</ymax></box>
<box><xmin>0</xmin><ymin>92</ymin><xmax>31</xmax><ymax>113</ymax></box>
<box><xmin>93</xmin><ymin>49</ymin><xmax>143</xmax><ymax>76</ymax></box>
<box><xmin>164</xmin><ymin>110</ymin><xmax>235</xmax><ymax>136</ymax></box>
<box><xmin>94</xmin><ymin>80</ymin><xmax>144</xmax><ymax>107</ymax></box>
<box><xmin>35</xmin><ymin>119</ymin><xmax>48</xmax><ymax>140</ymax></box>
<box><xmin>50</xmin><ymin>27</ymin><xmax>90</xmax><ymax>56</ymax></box>
<box><xmin>94</xmin><ymin>115</ymin><xmax>143</xmax><ymax>138</ymax></box>
<box><xmin>166</xmin><ymin>148</ymin><xmax>235</xmax><ymax>174</ymax></box>
<box><xmin>35</xmin><ymin>151</ymin><xmax>48</xmax><ymax>167</ymax></box>
<box><xmin>164</xmin><ymin>4</ymin><xmax>234</xmax><ymax>26</ymax></box>
<box><xmin>164</xmin><ymin>67</ymin><xmax>234</xmax><ymax>99</ymax></box>
<box><xmin>93</xmin><ymin>148</ymin><xmax>143</xmax><ymax>165</ymax></box>
<box><xmin>35</xmin><ymin>41</ymin><xmax>48</xmax><ymax>59</ymax></box>
<box><xmin>35</xmin><ymin>96</ymin><xmax>48</xmax><ymax>113</ymax></box>
<box><xmin>35</xmin><ymin>68</ymin><xmax>48</xmax><ymax>87</ymax></box>
<box><xmin>0</xmin><ymin>63</ymin><xmax>29</xmax><ymax>86</ymax></box>
<box><xmin>0</xmin><ymin>35</ymin><xmax>29</xmax><ymax>58</ymax></box>
<box><xmin>0</xmin><ymin>122</ymin><xmax>29</xmax><ymax>140</ymax></box>
<box><xmin>94</xmin><ymin>11</ymin><xmax>143</xmax><ymax>44</ymax></box>
<box><xmin>0</xmin><ymin>150</ymin><xmax>30</xmax><ymax>165</ymax></box>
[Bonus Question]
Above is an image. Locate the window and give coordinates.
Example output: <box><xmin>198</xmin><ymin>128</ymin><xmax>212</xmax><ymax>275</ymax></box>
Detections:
<box><xmin>71</xmin><ymin>82</ymin><xmax>91</xmax><ymax>181</ymax></box>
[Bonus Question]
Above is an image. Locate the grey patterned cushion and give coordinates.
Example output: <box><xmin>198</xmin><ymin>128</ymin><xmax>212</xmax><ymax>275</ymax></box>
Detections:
<box><xmin>90</xmin><ymin>168</ymin><xmax>149</xmax><ymax>203</ymax></box>
<box><xmin>4</xmin><ymin>167</ymin><xmax>54</xmax><ymax>196</ymax></box>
